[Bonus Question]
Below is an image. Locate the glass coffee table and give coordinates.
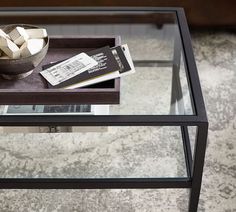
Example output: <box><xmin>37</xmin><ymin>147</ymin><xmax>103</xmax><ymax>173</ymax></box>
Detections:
<box><xmin>0</xmin><ymin>7</ymin><xmax>208</xmax><ymax>212</ymax></box>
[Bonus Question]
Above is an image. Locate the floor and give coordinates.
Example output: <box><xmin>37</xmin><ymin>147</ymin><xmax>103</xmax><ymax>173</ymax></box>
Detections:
<box><xmin>0</xmin><ymin>30</ymin><xmax>235</xmax><ymax>211</ymax></box>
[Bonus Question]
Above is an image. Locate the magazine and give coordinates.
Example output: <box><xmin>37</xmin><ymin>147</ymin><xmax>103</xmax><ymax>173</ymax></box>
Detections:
<box><xmin>3</xmin><ymin>104</ymin><xmax>109</xmax><ymax>116</ymax></box>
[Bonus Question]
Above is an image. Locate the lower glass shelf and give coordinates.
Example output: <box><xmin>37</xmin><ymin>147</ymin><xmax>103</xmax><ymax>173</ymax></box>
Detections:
<box><xmin>0</xmin><ymin>126</ymin><xmax>189</xmax><ymax>179</ymax></box>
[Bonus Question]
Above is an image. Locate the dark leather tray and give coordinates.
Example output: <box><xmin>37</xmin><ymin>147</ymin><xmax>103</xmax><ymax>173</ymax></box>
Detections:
<box><xmin>0</xmin><ymin>36</ymin><xmax>121</xmax><ymax>105</ymax></box>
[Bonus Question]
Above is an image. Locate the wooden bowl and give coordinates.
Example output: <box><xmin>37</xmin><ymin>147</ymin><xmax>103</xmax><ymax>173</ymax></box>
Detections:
<box><xmin>0</xmin><ymin>24</ymin><xmax>49</xmax><ymax>80</ymax></box>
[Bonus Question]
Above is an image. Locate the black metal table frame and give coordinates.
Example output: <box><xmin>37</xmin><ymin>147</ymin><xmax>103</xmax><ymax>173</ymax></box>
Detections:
<box><xmin>0</xmin><ymin>7</ymin><xmax>208</xmax><ymax>212</ymax></box>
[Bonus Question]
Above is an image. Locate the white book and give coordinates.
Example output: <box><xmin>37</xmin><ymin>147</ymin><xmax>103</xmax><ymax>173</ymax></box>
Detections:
<box><xmin>63</xmin><ymin>71</ymin><xmax>120</xmax><ymax>89</ymax></box>
<box><xmin>40</xmin><ymin>52</ymin><xmax>98</xmax><ymax>86</ymax></box>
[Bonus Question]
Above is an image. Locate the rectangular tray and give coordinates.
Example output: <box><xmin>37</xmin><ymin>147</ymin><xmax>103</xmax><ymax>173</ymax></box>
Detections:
<box><xmin>0</xmin><ymin>36</ymin><xmax>121</xmax><ymax>105</ymax></box>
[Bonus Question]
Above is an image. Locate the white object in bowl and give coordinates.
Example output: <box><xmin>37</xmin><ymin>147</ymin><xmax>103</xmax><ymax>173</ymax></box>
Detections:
<box><xmin>20</xmin><ymin>39</ymin><xmax>45</xmax><ymax>57</ymax></box>
<box><xmin>0</xmin><ymin>36</ymin><xmax>20</xmax><ymax>59</ymax></box>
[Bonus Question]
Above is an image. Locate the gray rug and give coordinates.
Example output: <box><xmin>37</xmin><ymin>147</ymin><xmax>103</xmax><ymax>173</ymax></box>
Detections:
<box><xmin>0</xmin><ymin>31</ymin><xmax>235</xmax><ymax>211</ymax></box>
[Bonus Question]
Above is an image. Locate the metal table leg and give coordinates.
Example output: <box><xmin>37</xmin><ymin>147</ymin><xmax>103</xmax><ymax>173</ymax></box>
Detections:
<box><xmin>188</xmin><ymin>123</ymin><xmax>208</xmax><ymax>212</ymax></box>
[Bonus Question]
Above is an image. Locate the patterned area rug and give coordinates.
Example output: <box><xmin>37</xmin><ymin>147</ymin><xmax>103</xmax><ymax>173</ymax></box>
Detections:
<box><xmin>0</xmin><ymin>31</ymin><xmax>235</xmax><ymax>211</ymax></box>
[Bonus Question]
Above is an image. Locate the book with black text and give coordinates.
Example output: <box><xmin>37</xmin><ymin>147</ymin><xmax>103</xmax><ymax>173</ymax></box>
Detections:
<box><xmin>44</xmin><ymin>44</ymin><xmax>135</xmax><ymax>89</ymax></box>
<box><xmin>61</xmin><ymin>44</ymin><xmax>135</xmax><ymax>89</ymax></box>
<box><xmin>46</xmin><ymin>46</ymin><xmax>120</xmax><ymax>88</ymax></box>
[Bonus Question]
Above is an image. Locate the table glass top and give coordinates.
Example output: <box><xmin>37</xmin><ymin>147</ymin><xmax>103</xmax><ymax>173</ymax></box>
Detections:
<box><xmin>0</xmin><ymin>10</ymin><xmax>195</xmax><ymax>116</ymax></box>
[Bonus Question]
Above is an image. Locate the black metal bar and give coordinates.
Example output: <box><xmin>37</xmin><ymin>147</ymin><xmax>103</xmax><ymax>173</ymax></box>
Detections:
<box><xmin>0</xmin><ymin>115</ymin><xmax>206</xmax><ymax>126</ymax></box>
<box><xmin>177</xmin><ymin>31</ymin><xmax>196</xmax><ymax>116</ymax></box>
<box><xmin>0</xmin><ymin>177</ymin><xmax>191</xmax><ymax>189</ymax></box>
<box><xmin>175</xmin><ymin>70</ymin><xmax>185</xmax><ymax>114</ymax></box>
<box><xmin>176</xmin><ymin>8</ymin><xmax>207</xmax><ymax>122</ymax></box>
<box><xmin>170</xmin><ymin>72</ymin><xmax>177</xmax><ymax>114</ymax></box>
<box><xmin>170</xmin><ymin>26</ymin><xmax>178</xmax><ymax>114</ymax></box>
<box><xmin>170</xmin><ymin>24</ymin><xmax>184</xmax><ymax>115</ymax></box>
<box><xmin>181</xmin><ymin>126</ymin><xmax>193</xmax><ymax>178</ymax></box>
<box><xmin>188</xmin><ymin>123</ymin><xmax>208</xmax><ymax>212</ymax></box>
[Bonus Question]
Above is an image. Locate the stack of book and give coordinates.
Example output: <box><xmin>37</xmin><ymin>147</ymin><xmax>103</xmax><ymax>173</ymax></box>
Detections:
<box><xmin>40</xmin><ymin>44</ymin><xmax>135</xmax><ymax>89</ymax></box>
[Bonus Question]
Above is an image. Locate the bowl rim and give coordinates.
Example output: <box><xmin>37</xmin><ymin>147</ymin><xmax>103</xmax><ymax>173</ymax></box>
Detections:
<box><xmin>0</xmin><ymin>24</ymin><xmax>49</xmax><ymax>61</ymax></box>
